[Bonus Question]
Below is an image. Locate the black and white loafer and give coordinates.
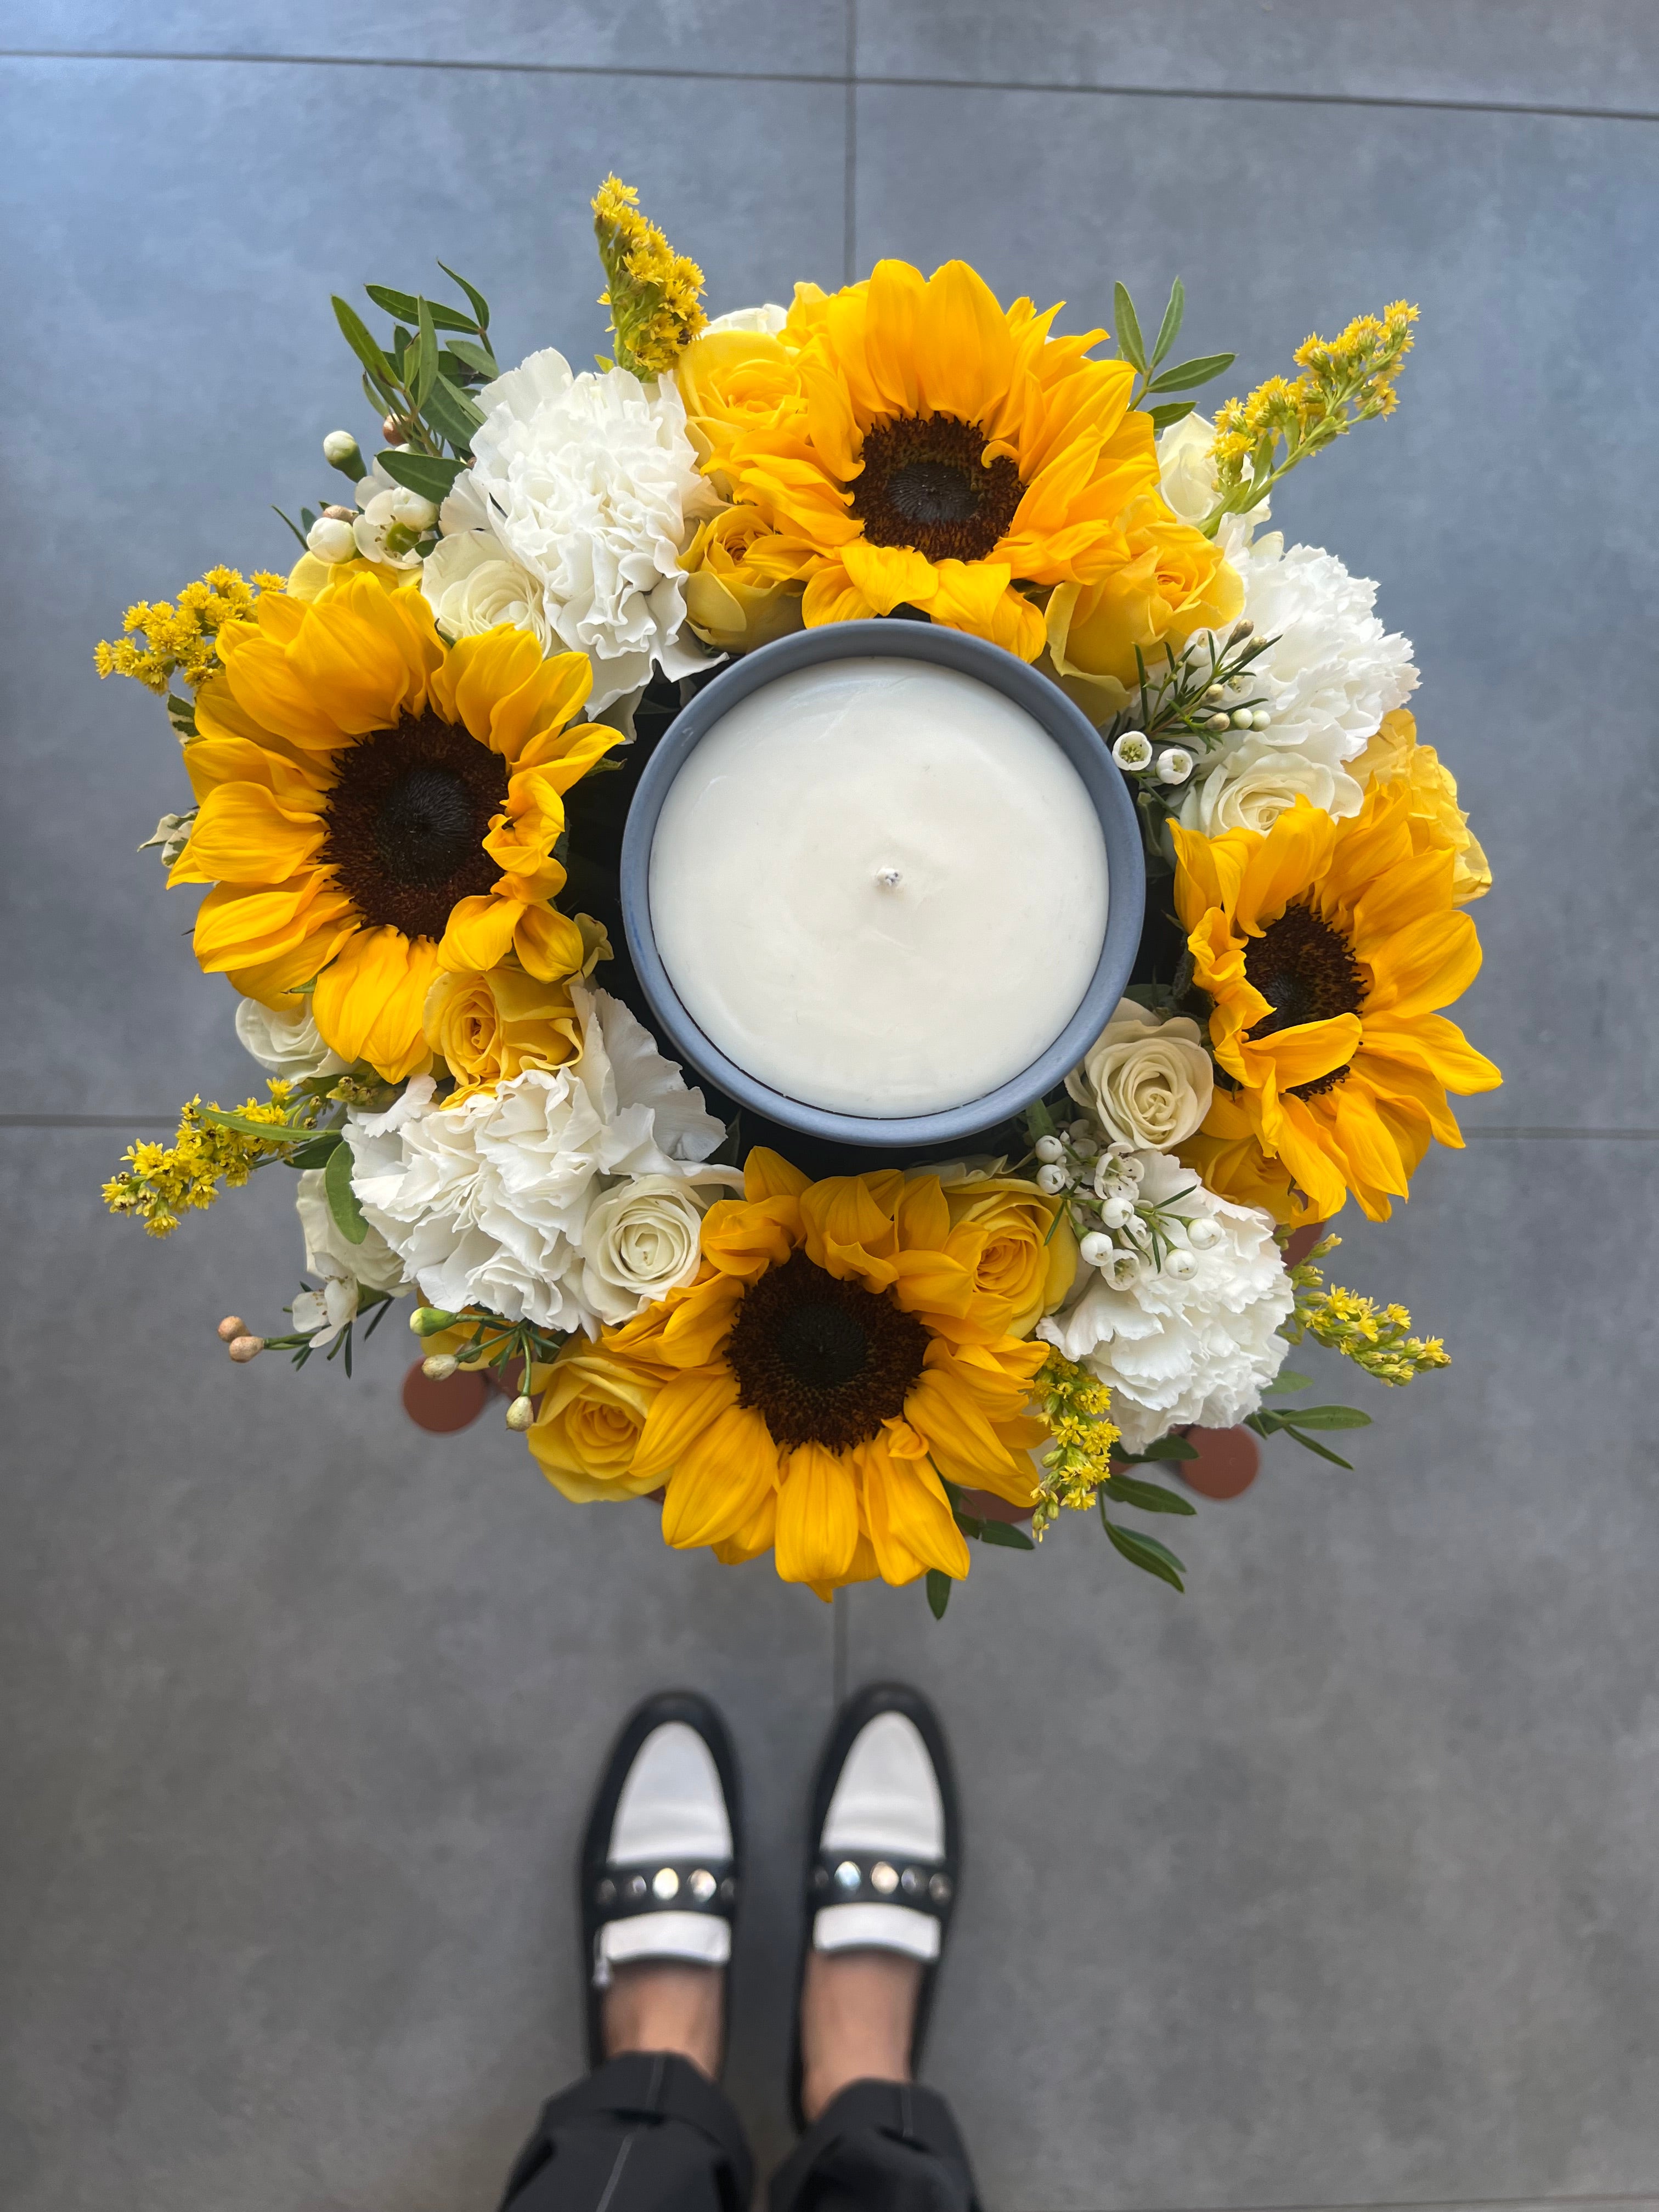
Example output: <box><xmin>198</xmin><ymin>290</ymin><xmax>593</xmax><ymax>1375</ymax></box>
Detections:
<box><xmin>579</xmin><ymin>1690</ymin><xmax>742</xmax><ymax>2071</ymax></box>
<box><xmin>792</xmin><ymin>1682</ymin><xmax>960</xmax><ymax>2125</ymax></box>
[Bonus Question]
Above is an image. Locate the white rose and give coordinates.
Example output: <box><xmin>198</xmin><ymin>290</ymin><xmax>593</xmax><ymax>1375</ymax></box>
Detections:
<box><xmin>1065</xmin><ymin>999</ymin><xmax>1213</xmax><ymax>1151</ymax></box>
<box><xmin>1179</xmin><ymin>741</ymin><xmax>1364</xmax><ymax>837</ymax></box>
<box><xmin>704</xmin><ymin>303</ymin><xmax>788</xmax><ymax>334</ymax></box>
<box><xmin>420</xmin><ymin>530</ymin><xmax>551</xmax><ymax>647</ymax></box>
<box><xmin>1155</xmin><ymin>411</ymin><xmax>1221</xmax><ymax>527</ymax></box>
<box><xmin>295</xmin><ymin>1169</ymin><xmax>407</xmax><ymax>1295</ymax></box>
<box><xmin>578</xmin><ymin>1168</ymin><xmax>742</xmax><ymax>1329</ymax></box>
<box><xmin>235</xmin><ymin>997</ymin><xmax>348</xmax><ymax>1080</ymax></box>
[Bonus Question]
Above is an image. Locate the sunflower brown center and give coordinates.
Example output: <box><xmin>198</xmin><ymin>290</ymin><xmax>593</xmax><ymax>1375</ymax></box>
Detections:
<box><xmin>725</xmin><ymin>1249</ymin><xmax>929</xmax><ymax>1452</ymax></box>
<box><xmin>850</xmin><ymin>413</ymin><xmax>1024</xmax><ymax>566</ymax></box>
<box><xmin>323</xmin><ymin>712</ymin><xmax>506</xmax><ymax>941</ymax></box>
<box><xmin>1244</xmin><ymin>900</ymin><xmax>1366</xmax><ymax>1100</ymax></box>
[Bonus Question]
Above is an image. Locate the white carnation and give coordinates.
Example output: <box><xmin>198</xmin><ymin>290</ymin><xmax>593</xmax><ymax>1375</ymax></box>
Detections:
<box><xmin>439</xmin><ymin>348</ymin><xmax>723</xmax><ymax>710</ymax></box>
<box><xmin>235</xmin><ymin>998</ymin><xmax>348</xmax><ymax>1080</ymax></box>
<box><xmin>1037</xmin><ymin>1149</ymin><xmax>1292</xmax><ymax>1451</ymax></box>
<box><xmin>345</xmin><ymin>986</ymin><xmax>732</xmax><ymax>1334</ymax></box>
<box><xmin>1224</xmin><ymin>533</ymin><xmax>1416</xmax><ymax>770</ymax></box>
<box><xmin>291</xmin><ymin>1167</ymin><xmax>408</xmax><ymax>1346</ymax></box>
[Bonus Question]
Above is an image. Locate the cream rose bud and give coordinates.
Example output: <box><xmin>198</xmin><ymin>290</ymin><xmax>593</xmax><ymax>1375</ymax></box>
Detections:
<box><xmin>235</xmin><ymin>997</ymin><xmax>349</xmax><ymax>1079</ymax></box>
<box><xmin>305</xmin><ymin>514</ymin><xmax>357</xmax><ymax>563</ymax></box>
<box><xmin>421</xmin><ymin>530</ymin><xmax>552</xmax><ymax>648</ymax></box>
<box><xmin>1179</xmin><ymin>740</ymin><xmax>1363</xmax><ymax>838</ymax></box>
<box><xmin>578</xmin><ymin>1169</ymin><xmax>742</xmax><ymax>1330</ymax></box>
<box><xmin>1065</xmin><ymin>997</ymin><xmax>1214</xmax><ymax>1151</ymax></box>
<box><xmin>1154</xmin><ymin>411</ymin><xmax>1220</xmax><ymax>528</ymax></box>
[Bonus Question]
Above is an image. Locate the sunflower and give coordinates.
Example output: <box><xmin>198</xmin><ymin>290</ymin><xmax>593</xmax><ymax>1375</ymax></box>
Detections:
<box><xmin>676</xmin><ymin>258</ymin><xmax>1162</xmax><ymax>661</ymax></box>
<box><xmin>1171</xmin><ymin>785</ymin><xmax>1501</xmax><ymax>1224</ymax></box>
<box><xmin>167</xmin><ymin>572</ymin><xmax>622</xmax><ymax>1081</ymax></box>
<box><xmin>526</xmin><ymin>1148</ymin><xmax>1077</xmax><ymax>1596</ymax></box>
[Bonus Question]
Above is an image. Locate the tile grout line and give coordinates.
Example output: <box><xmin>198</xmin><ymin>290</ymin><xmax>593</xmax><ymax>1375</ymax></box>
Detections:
<box><xmin>1056</xmin><ymin>2196</ymin><xmax>1659</xmax><ymax>2212</ymax></box>
<box><xmin>843</xmin><ymin>0</ymin><xmax>857</xmax><ymax>286</ymax></box>
<box><xmin>10</xmin><ymin>1119</ymin><xmax>1659</xmax><ymax>1142</ymax></box>
<box><xmin>2</xmin><ymin>48</ymin><xmax>1658</xmax><ymax>127</ymax></box>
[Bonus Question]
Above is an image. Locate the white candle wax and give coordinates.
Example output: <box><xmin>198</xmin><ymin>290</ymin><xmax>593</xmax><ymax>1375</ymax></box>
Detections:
<box><xmin>648</xmin><ymin>657</ymin><xmax>1110</xmax><ymax>1118</ymax></box>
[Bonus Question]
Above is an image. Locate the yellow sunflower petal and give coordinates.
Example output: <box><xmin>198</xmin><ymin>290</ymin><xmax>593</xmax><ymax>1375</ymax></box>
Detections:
<box><xmin>746</xmin><ymin>1147</ymin><xmax>811</xmax><ymax>1203</ymax></box>
<box><xmin>633</xmin><ymin>1366</ymin><xmax>740</xmax><ymax>1482</ymax></box>
<box><xmin>311</xmin><ymin>926</ymin><xmax>433</xmax><ymax>1077</ymax></box>
<box><xmin>861</xmin><ymin>1431</ymin><xmax>970</xmax><ymax>1585</ymax></box>
<box><xmin>660</xmin><ymin>1404</ymin><xmax>781</xmax><ymax>1550</ymax></box>
<box><xmin>774</xmin><ymin>1442</ymin><xmax>861</xmax><ymax>1589</ymax></box>
<box><xmin>512</xmin><ymin>902</ymin><xmax>586</xmax><ymax>983</ymax></box>
<box><xmin>841</xmin><ymin>539</ymin><xmax>938</xmax><ymax>614</ymax></box>
<box><xmin>168</xmin><ymin>781</ymin><xmax>324</xmax><ymax>887</ymax></box>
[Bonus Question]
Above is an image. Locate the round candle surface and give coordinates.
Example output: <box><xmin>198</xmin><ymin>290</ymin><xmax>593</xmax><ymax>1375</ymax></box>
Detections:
<box><xmin>648</xmin><ymin>657</ymin><xmax>1110</xmax><ymax>1117</ymax></box>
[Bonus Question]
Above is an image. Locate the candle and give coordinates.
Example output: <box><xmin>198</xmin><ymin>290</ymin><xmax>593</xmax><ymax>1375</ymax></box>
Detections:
<box><xmin>647</xmin><ymin>656</ymin><xmax>1110</xmax><ymax>1117</ymax></box>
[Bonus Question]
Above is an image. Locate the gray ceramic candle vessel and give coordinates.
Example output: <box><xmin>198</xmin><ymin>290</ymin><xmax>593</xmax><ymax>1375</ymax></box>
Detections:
<box><xmin>619</xmin><ymin>618</ymin><xmax>1146</xmax><ymax>1151</ymax></box>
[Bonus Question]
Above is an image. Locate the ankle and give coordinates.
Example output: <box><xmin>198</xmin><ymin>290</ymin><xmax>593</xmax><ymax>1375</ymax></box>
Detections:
<box><xmin>602</xmin><ymin>1961</ymin><xmax>723</xmax><ymax>2081</ymax></box>
<box><xmin>799</xmin><ymin>1948</ymin><xmax>921</xmax><ymax>2123</ymax></box>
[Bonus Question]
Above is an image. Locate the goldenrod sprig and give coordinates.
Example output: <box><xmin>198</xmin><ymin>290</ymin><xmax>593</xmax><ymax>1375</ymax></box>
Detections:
<box><xmin>1030</xmin><ymin>1349</ymin><xmax>1121</xmax><ymax>1537</ymax></box>
<box><xmin>1283</xmin><ymin>1235</ymin><xmax>1451</xmax><ymax>1386</ymax></box>
<box><xmin>94</xmin><ymin>565</ymin><xmax>285</xmax><ymax>699</ymax></box>
<box><xmin>103</xmin><ymin>1082</ymin><xmax>313</xmax><ymax>1237</ymax></box>
<box><xmin>1204</xmin><ymin>301</ymin><xmax>1419</xmax><ymax>535</ymax></box>
<box><xmin>591</xmin><ymin>174</ymin><xmax>707</xmax><ymax>379</ymax></box>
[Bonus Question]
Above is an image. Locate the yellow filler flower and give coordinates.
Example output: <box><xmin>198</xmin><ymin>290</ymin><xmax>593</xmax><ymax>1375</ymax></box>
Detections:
<box><xmin>166</xmin><ymin>572</ymin><xmax>622</xmax><ymax>1081</ymax></box>
<box><xmin>677</xmin><ymin>258</ymin><xmax>1162</xmax><ymax>661</ymax></box>
<box><xmin>1172</xmin><ymin>786</ymin><xmax>1501</xmax><ymax>1224</ymax></box>
<box><xmin>527</xmin><ymin>1149</ymin><xmax>1077</xmax><ymax>1597</ymax></box>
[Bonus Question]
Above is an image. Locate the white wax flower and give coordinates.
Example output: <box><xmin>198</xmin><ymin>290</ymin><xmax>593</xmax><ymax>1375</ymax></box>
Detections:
<box><xmin>346</xmin><ymin>986</ymin><xmax>731</xmax><ymax>1334</ymax></box>
<box><xmin>1180</xmin><ymin>738</ymin><xmax>1365</xmax><ymax>838</ymax></box>
<box><xmin>1039</xmin><ymin>1149</ymin><xmax>1292</xmax><ymax>1451</ymax></box>
<box><xmin>439</xmin><ymin>348</ymin><xmax>724</xmax><ymax>710</ymax></box>
<box><xmin>353</xmin><ymin>458</ymin><xmax>435</xmax><ymax>568</ymax></box>
<box><xmin>291</xmin><ymin>1167</ymin><xmax>408</xmax><ymax>1346</ymax></box>
<box><xmin>235</xmin><ymin>997</ymin><xmax>348</xmax><ymax>1080</ymax></box>
<box><xmin>1065</xmin><ymin>1000</ymin><xmax>1213</xmax><ymax>1152</ymax></box>
<box><xmin>420</xmin><ymin>529</ymin><xmax>551</xmax><ymax>648</ymax></box>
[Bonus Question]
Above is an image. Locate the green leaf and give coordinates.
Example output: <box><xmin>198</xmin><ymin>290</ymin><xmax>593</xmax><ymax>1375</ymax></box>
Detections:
<box><xmin>1147</xmin><ymin>400</ymin><xmax>1197</xmax><ymax>433</ymax></box>
<box><xmin>1101</xmin><ymin>1514</ymin><xmax>1186</xmax><ymax>1592</ymax></box>
<box><xmin>332</xmin><ymin>295</ymin><xmax>395</xmax><ymax>384</ymax></box>
<box><xmin>1149</xmin><ymin>275</ymin><xmax>1185</xmax><ymax>369</ymax></box>
<box><xmin>1113</xmin><ymin>281</ymin><xmax>1147</xmax><ymax>373</ymax></box>
<box><xmin>284</xmin><ymin>1132</ymin><xmax>343</xmax><ymax>1170</ymax></box>
<box><xmin>409</xmin><ymin>296</ymin><xmax>440</xmax><ymax>409</ymax></box>
<box><xmin>1263</xmin><ymin>1370</ymin><xmax>1313</xmax><ymax>1395</ymax></box>
<box><xmin>1281</xmin><ymin>1405</ymin><xmax>1372</xmax><ymax>1430</ymax></box>
<box><xmin>1104</xmin><ymin>1474</ymin><xmax>1196</xmax><ymax>1517</ymax></box>
<box><xmin>437</xmin><ymin>259</ymin><xmax>492</xmax><ymax>333</ymax></box>
<box><xmin>423</xmin><ymin>372</ymin><xmax>486</xmax><ymax>448</ymax></box>
<box><xmin>1277</xmin><ymin>1426</ymin><xmax>1355</xmax><ymax>1470</ymax></box>
<box><xmin>926</xmin><ymin>1568</ymin><xmax>952</xmax><ymax>1620</ymax></box>
<box><xmin>165</xmin><ymin>692</ymin><xmax>198</xmax><ymax>739</ymax></box>
<box><xmin>324</xmin><ymin>1137</ymin><xmax>369</xmax><ymax>1245</ymax></box>
<box><xmin>1139</xmin><ymin>1433</ymin><xmax>1199</xmax><ymax>1462</ymax></box>
<box><xmin>979</xmin><ymin>1518</ymin><xmax>1036</xmax><ymax>1552</ymax></box>
<box><xmin>199</xmin><ymin>1107</ymin><xmax>307</xmax><ymax>1141</ymax></box>
<box><xmin>1145</xmin><ymin>351</ymin><xmax>1236</xmax><ymax>396</ymax></box>
<box><xmin>299</xmin><ymin>506</ymin><xmax>317</xmax><ymax>535</ymax></box>
<box><xmin>445</xmin><ymin>336</ymin><xmax>499</xmax><ymax>382</ymax></box>
<box><xmin>950</xmin><ymin>1507</ymin><xmax>986</xmax><ymax>1540</ymax></box>
<box><xmin>377</xmin><ymin>449</ymin><xmax>464</xmax><ymax>502</ymax></box>
<box><xmin>364</xmin><ymin>281</ymin><xmax>479</xmax><ymax>333</ymax></box>
<box><xmin>271</xmin><ymin>504</ymin><xmax>307</xmax><ymax>549</ymax></box>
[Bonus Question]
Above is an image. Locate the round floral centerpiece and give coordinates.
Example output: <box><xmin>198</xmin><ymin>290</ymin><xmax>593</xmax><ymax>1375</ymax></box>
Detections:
<box><xmin>98</xmin><ymin>179</ymin><xmax>1497</xmax><ymax>1608</ymax></box>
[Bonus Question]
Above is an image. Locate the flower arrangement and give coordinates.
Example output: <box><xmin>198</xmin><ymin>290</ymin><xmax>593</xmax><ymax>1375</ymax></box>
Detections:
<box><xmin>98</xmin><ymin>179</ymin><xmax>1498</xmax><ymax>1608</ymax></box>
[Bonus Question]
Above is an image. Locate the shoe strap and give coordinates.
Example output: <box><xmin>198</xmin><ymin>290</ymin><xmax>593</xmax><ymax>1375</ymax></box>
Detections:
<box><xmin>594</xmin><ymin>1855</ymin><xmax>737</xmax><ymax>1924</ymax></box>
<box><xmin>810</xmin><ymin>1848</ymin><xmax>953</xmax><ymax>1916</ymax></box>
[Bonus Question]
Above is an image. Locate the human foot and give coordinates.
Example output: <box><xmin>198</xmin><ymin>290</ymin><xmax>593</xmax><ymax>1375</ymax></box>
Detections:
<box><xmin>800</xmin><ymin>1945</ymin><xmax>923</xmax><ymax>2119</ymax></box>
<box><xmin>603</xmin><ymin>1958</ymin><xmax>724</xmax><ymax>2080</ymax></box>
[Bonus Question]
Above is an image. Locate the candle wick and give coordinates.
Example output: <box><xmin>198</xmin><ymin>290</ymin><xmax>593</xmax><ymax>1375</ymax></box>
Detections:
<box><xmin>876</xmin><ymin>867</ymin><xmax>902</xmax><ymax>890</ymax></box>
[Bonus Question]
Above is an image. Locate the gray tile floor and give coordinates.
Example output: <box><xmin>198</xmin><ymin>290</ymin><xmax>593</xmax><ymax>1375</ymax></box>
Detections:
<box><xmin>2</xmin><ymin>9</ymin><xmax>1657</xmax><ymax>2210</ymax></box>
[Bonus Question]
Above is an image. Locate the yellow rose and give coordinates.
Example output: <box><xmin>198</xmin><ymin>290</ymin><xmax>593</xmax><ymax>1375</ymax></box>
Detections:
<box><xmin>1351</xmin><ymin>709</ymin><xmax>1491</xmax><ymax>902</ymax></box>
<box><xmin>285</xmin><ymin>550</ymin><xmax>411</xmax><ymax>603</ymax></box>
<box><xmin>933</xmin><ymin>1167</ymin><xmax>1078</xmax><ymax>1338</ymax></box>
<box><xmin>422</xmin><ymin>956</ymin><xmax>598</xmax><ymax>1099</ymax></box>
<box><xmin>681</xmin><ymin>506</ymin><xmax>810</xmax><ymax>654</ymax></box>
<box><xmin>527</xmin><ymin>1347</ymin><xmax>663</xmax><ymax>1503</ymax></box>
<box><xmin>1045</xmin><ymin>494</ymin><xmax>1243</xmax><ymax>723</ymax></box>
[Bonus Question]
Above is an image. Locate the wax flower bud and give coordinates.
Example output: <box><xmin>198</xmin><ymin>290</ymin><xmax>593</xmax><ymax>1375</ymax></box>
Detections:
<box><xmin>1078</xmin><ymin>1229</ymin><xmax>1114</xmax><ymax>1267</ymax></box>
<box><xmin>422</xmin><ymin>1352</ymin><xmax>459</xmax><ymax>1381</ymax></box>
<box><xmin>381</xmin><ymin>413</ymin><xmax>404</xmax><ymax>443</ymax></box>
<box><xmin>1205</xmin><ymin>683</ymin><xmax>1226</xmax><ymax>704</ymax></box>
<box><xmin>1251</xmin><ymin>710</ymin><xmax>1272</xmax><ymax>730</ymax></box>
<box><xmin>1036</xmin><ymin>1163</ymin><xmax>1069</xmax><ymax>1195</ymax></box>
<box><xmin>227</xmin><ymin>1334</ymin><xmax>265</xmax><ymax>1362</ymax></box>
<box><xmin>306</xmin><ymin>515</ymin><xmax>357</xmax><ymax>564</ymax></box>
<box><xmin>216</xmin><ymin>1314</ymin><xmax>246</xmax><ymax>1342</ymax></box>
<box><xmin>1034</xmin><ymin>1133</ymin><xmax>1065</xmax><ymax>1164</ymax></box>
<box><xmin>1186</xmin><ymin>1216</ymin><xmax>1223</xmax><ymax>1250</ymax></box>
<box><xmin>1230</xmin><ymin>619</ymin><xmax>1255</xmax><ymax>641</ymax></box>
<box><xmin>1164</xmin><ymin>1248</ymin><xmax>1198</xmax><ymax>1279</ymax></box>
<box><xmin>1157</xmin><ymin>748</ymin><xmax>1195</xmax><ymax>784</ymax></box>
<box><xmin>1111</xmin><ymin>730</ymin><xmax>1153</xmax><ymax>771</ymax></box>
<box><xmin>410</xmin><ymin>1306</ymin><xmax>456</xmax><ymax>1336</ymax></box>
<box><xmin>1098</xmin><ymin>1193</ymin><xmax>1134</xmax><ymax>1229</ymax></box>
<box><xmin>322</xmin><ymin>429</ymin><xmax>366</xmax><ymax>481</ymax></box>
<box><xmin>1231</xmin><ymin>707</ymin><xmax>1255</xmax><ymax>729</ymax></box>
<box><xmin>505</xmin><ymin>1394</ymin><xmax>536</xmax><ymax>1431</ymax></box>
<box><xmin>1207</xmin><ymin>712</ymin><xmax>1231</xmax><ymax>732</ymax></box>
